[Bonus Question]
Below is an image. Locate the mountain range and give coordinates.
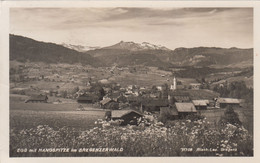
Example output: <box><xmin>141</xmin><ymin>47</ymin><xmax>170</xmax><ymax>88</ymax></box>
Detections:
<box><xmin>9</xmin><ymin>34</ymin><xmax>253</xmax><ymax>68</ymax></box>
<box><xmin>61</xmin><ymin>43</ymin><xmax>100</xmax><ymax>52</ymax></box>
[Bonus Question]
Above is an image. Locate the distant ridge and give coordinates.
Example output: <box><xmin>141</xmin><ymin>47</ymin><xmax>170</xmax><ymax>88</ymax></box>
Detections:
<box><xmin>10</xmin><ymin>34</ymin><xmax>253</xmax><ymax>68</ymax></box>
<box><xmin>10</xmin><ymin>34</ymin><xmax>103</xmax><ymax>67</ymax></box>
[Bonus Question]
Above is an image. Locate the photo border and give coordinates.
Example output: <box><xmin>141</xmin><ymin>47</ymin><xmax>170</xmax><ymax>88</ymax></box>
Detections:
<box><xmin>1</xmin><ymin>1</ymin><xmax>260</xmax><ymax>162</ymax></box>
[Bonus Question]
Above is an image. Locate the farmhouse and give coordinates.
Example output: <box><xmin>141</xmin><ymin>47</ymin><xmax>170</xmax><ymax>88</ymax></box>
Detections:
<box><xmin>192</xmin><ymin>100</ymin><xmax>208</xmax><ymax>110</ymax></box>
<box><xmin>175</xmin><ymin>102</ymin><xmax>197</xmax><ymax>118</ymax></box>
<box><xmin>215</xmin><ymin>98</ymin><xmax>240</xmax><ymax>108</ymax></box>
<box><xmin>111</xmin><ymin>110</ymin><xmax>143</xmax><ymax>125</ymax></box>
<box><xmin>25</xmin><ymin>94</ymin><xmax>48</xmax><ymax>103</ymax></box>
<box><xmin>100</xmin><ymin>98</ymin><xmax>119</xmax><ymax>109</ymax></box>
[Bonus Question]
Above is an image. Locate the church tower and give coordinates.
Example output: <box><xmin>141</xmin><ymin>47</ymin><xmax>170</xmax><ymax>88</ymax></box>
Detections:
<box><xmin>170</xmin><ymin>76</ymin><xmax>177</xmax><ymax>90</ymax></box>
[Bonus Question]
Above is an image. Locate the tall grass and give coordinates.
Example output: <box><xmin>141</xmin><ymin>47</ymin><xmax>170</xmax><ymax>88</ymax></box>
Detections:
<box><xmin>10</xmin><ymin>118</ymin><xmax>253</xmax><ymax>157</ymax></box>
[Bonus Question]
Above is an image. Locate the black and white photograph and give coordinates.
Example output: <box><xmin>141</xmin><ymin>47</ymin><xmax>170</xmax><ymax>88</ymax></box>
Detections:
<box><xmin>4</xmin><ymin>2</ymin><xmax>256</xmax><ymax>158</ymax></box>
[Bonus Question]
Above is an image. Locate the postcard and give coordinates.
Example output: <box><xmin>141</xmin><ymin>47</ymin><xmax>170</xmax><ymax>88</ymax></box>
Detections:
<box><xmin>1</xmin><ymin>0</ymin><xmax>260</xmax><ymax>162</ymax></box>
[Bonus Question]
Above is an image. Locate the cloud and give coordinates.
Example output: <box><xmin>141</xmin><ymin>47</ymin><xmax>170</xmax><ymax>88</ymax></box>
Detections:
<box><xmin>10</xmin><ymin>7</ymin><xmax>253</xmax><ymax>49</ymax></box>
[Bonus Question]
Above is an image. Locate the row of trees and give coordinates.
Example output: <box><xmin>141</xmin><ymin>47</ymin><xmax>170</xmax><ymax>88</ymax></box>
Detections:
<box><xmin>213</xmin><ymin>81</ymin><xmax>253</xmax><ymax>103</ymax></box>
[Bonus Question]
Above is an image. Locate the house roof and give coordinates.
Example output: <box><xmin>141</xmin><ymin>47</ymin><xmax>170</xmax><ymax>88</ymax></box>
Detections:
<box><xmin>100</xmin><ymin>98</ymin><xmax>114</xmax><ymax>105</ymax></box>
<box><xmin>160</xmin><ymin>107</ymin><xmax>178</xmax><ymax>116</ymax></box>
<box><xmin>175</xmin><ymin>103</ymin><xmax>197</xmax><ymax>112</ymax></box>
<box><xmin>29</xmin><ymin>95</ymin><xmax>48</xmax><ymax>101</ymax></box>
<box><xmin>217</xmin><ymin>98</ymin><xmax>240</xmax><ymax>104</ymax></box>
<box><xmin>111</xmin><ymin>110</ymin><xmax>143</xmax><ymax>118</ymax></box>
<box><xmin>192</xmin><ymin>100</ymin><xmax>208</xmax><ymax>106</ymax></box>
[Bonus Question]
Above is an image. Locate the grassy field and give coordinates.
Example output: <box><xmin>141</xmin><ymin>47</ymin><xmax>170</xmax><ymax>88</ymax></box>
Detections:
<box><xmin>10</xmin><ymin>102</ymin><xmax>98</xmax><ymax>111</ymax></box>
<box><xmin>10</xmin><ymin>102</ymin><xmax>105</xmax><ymax>131</ymax></box>
<box><xmin>110</xmin><ymin>71</ymin><xmax>197</xmax><ymax>88</ymax></box>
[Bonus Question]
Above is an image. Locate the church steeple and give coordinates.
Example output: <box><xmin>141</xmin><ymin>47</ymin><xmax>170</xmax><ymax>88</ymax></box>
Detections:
<box><xmin>170</xmin><ymin>76</ymin><xmax>177</xmax><ymax>90</ymax></box>
<box><xmin>173</xmin><ymin>76</ymin><xmax>176</xmax><ymax>90</ymax></box>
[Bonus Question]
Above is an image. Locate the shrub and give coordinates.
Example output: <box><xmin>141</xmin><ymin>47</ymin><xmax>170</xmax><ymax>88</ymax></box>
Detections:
<box><xmin>185</xmin><ymin>114</ymin><xmax>205</xmax><ymax>121</ymax></box>
<box><xmin>218</xmin><ymin>106</ymin><xmax>242</xmax><ymax>127</ymax></box>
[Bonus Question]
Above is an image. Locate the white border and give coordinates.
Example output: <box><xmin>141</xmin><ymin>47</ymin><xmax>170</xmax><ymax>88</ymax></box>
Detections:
<box><xmin>1</xmin><ymin>1</ymin><xmax>260</xmax><ymax>163</ymax></box>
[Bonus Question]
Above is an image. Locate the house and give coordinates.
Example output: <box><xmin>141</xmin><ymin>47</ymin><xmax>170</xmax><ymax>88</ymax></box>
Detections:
<box><xmin>192</xmin><ymin>100</ymin><xmax>208</xmax><ymax>110</ymax></box>
<box><xmin>100</xmin><ymin>98</ymin><xmax>119</xmax><ymax>109</ymax></box>
<box><xmin>111</xmin><ymin>109</ymin><xmax>143</xmax><ymax>125</ymax></box>
<box><xmin>215</xmin><ymin>98</ymin><xmax>240</xmax><ymax>108</ymax></box>
<box><xmin>175</xmin><ymin>102</ymin><xmax>197</xmax><ymax>118</ymax></box>
<box><xmin>160</xmin><ymin>106</ymin><xmax>178</xmax><ymax>120</ymax></box>
<box><xmin>25</xmin><ymin>95</ymin><xmax>48</xmax><ymax>103</ymax></box>
<box><xmin>77</xmin><ymin>94</ymin><xmax>99</xmax><ymax>103</ymax></box>
<box><xmin>190</xmin><ymin>83</ymin><xmax>201</xmax><ymax>90</ymax></box>
<box><xmin>142</xmin><ymin>98</ymin><xmax>169</xmax><ymax>112</ymax></box>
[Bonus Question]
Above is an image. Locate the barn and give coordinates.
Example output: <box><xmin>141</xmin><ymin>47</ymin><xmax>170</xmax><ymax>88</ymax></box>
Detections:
<box><xmin>25</xmin><ymin>95</ymin><xmax>48</xmax><ymax>103</ymax></box>
<box><xmin>216</xmin><ymin>98</ymin><xmax>240</xmax><ymax>108</ymax></box>
<box><xmin>175</xmin><ymin>102</ymin><xmax>197</xmax><ymax>118</ymax></box>
<box><xmin>192</xmin><ymin>100</ymin><xmax>208</xmax><ymax>110</ymax></box>
<box><xmin>111</xmin><ymin>110</ymin><xmax>143</xmax><ymax>125</ymax></box>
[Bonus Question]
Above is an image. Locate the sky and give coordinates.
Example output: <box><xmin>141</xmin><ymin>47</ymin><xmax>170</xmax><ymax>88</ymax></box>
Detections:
<box><xmin>10</xmin><ymin>8</ymin><xmax>253</xmax><ymax>49</ymax></box>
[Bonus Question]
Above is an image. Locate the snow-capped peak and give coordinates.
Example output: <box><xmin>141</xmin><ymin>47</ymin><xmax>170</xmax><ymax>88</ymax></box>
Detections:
<box><xmin>106</xmin><ymin>41</ymin><xmax>171</xmax><ymax>51</ymax></box>
<box><xmin>61</xmin><ymin>43</ymin><xmax>100</xmax><ymax>52</ymax></box>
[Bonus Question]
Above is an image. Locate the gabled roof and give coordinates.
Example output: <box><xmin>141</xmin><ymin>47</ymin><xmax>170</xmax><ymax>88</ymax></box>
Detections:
<box><xmin>175</xmin><ymin>103</ymin><xmax>197</xmax><ymax>112</ymax></box>
<box><xmin>111</xmin><ymin>110</ymin><xmax>143</xmax><ymax>118</ymax></box>
<box><xmin>100</xmin><ymin>98</ymin><xmax>114</xmax><ymax>105</ymax></box>
<box><xmin>217</xmin><ymin>98</ymin><xmax>240</xmax><ymax>104</ymax></box>
<box><xmin>192</xmin><ymin>100</ymin><xmax>208</xmax><ymax>106</ymax></box>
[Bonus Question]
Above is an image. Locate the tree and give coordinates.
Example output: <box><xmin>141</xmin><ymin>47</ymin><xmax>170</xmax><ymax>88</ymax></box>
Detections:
<box><xmin>61</xmin><ymin>90</ymin><xmax>67</xmax><ymax>98</ymax></box>
<box><xmin>106</xmin><ymin>102</ymin><xmax>119</xmax><ymax>110</ymax></box>
<box><xmin>218</xmin><ymin>106</ymin><xmax>242</xmax><ymax>127</ymax></box>
<box><xmin>90</xmin><ymin>84</ymin><xmax>105</xmax><ymax>100</ymax></box>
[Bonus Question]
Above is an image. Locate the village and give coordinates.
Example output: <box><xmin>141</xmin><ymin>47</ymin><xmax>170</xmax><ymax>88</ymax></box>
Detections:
<box><xmin>10</xmin><ymin>61</ymin><xmax>245</xmax><ymax>126</ymax></box>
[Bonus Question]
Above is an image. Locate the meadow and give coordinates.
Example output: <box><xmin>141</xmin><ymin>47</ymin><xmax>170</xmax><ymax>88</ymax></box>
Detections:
<box><xmin>10</xmin><ymin>102</ymin><xmax>105</xmax><ymax>131</ymax></box>
<box><xmin>9</xmin><ymin>102</ymin><xmax>253</xmax><ymax>157</ymax></box>
<box><xmin>10</xmin><ymin>118</ymin><xmax>253</xmax><ymax>157</ymax></box>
